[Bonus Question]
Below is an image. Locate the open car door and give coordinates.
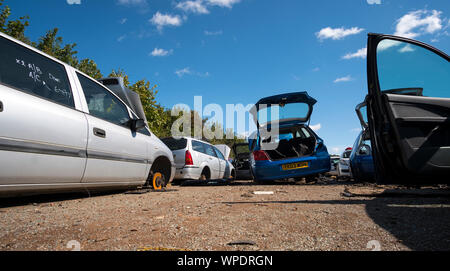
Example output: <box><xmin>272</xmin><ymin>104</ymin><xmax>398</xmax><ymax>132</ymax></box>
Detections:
<box><xmin>366</xmin><ymin>33</ymin><xmax>450</xmax><ymax>184</ymax></box>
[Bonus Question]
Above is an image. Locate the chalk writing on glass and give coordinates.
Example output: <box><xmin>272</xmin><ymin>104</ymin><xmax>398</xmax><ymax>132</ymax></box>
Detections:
<box><xmin>15</xmin><ymin>58</ymin><xmax>71</xmax><ymax>99</ymax></box>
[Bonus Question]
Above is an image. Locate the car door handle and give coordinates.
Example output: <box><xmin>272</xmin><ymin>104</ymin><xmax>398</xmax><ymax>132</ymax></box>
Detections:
<box><xmin>93</xmin><ymin>128</ymin><xmax>106</xmax><ymax>138</ymax></box>
<box><xmin>0</xmin><ymin>100</ymin><xmax>3</xmax><ymax>112</ymax></box>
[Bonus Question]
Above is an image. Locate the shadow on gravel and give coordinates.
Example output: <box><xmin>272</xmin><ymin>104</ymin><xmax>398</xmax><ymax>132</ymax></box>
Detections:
<box><xmin>176</xmin><ymin>178</ymin><xmax>356</xmax><ymax>187</ymax></box>
<box><xmin>0</xmin><ymin>190</ymin><xmax>125</xmax><ymax>209</ymax></box>
<box><xmin>221</xmin><ymin>188</ymin><xmax>450</xmax><ymax>251</ymax></box>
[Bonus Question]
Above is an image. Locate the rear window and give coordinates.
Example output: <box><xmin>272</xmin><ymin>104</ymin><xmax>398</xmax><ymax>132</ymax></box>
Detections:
<box><xmin>0</xmin><ymin>36</ymin><xmax>74</xmax><ymax>108</ymax></box>
<box><xmin>203</xmin><ymin>143</ymin><xmax>217</xmax><ymax>157</ymax></box>
<box><xmin>162</xmin><ymin>137</ymin><xmax>187</xmax><ymax>151</ymax></box>
<box><xmin>192</xmin><ymin>140</ymin><xmax>205</xmax><ymax>153</ymax></box>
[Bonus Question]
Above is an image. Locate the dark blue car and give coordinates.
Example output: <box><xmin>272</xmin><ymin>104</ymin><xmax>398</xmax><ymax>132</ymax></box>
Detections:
<box><xmin>349</xmin><ymin>130</ymin><xmax>375</xmax><ymax>182</ymax></box>
<box><xmin>249</xmin><ymin>92</ymin><xmax>331</xmax><ymax>183</ymax></box>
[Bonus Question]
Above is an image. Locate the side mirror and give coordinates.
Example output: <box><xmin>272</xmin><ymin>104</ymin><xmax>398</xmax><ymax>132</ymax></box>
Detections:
<box><xmin>130</xmin><ymin>119</ymin><xmax>146</xmax><ymax>132</ymax></box>
<box><xmin>358</xmin><ymin>145</ymin><xmax>371</xmax><ymax>155</ymax></box>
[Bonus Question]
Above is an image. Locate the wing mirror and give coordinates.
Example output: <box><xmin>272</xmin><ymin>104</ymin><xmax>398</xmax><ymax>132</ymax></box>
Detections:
<box><xmin>130</xmin><ymin>119</ymin><xmax>146</xmax><ymax>132</ymax></box>
<box><xmin>358</xmin><ymin>145</ymin><xmax>371</xmax><ymax>155</ymax></box>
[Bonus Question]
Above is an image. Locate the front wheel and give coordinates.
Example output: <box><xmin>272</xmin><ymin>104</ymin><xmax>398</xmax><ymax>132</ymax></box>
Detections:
<box><xmin>150</xmin><ymin>171</ymin><xmax>166</xmax><ymax>190</ymax></box>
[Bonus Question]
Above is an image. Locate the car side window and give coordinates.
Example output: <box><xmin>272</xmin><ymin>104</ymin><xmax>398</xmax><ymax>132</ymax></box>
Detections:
<box><xmin>192</xmin><ymin>140</ymin><xmax>205</xmax><ymax>153</ymax></box>
<box><xmin>77</xmin><ymin>72</ymin><xmax>130</xmax><ymax>127</ymax></box>
<box><xmin>0</xmin><ymin>36</ymin><xmax>74</xmax><ymax>108</ymax></box>
<box><xmin>214</xmin><ymin>147</ymin><xmax>225</xmax><ymax>160</ymax></box>
<box><xmin>203</xmin><ymin>143</ymin><xmax>217</xmax><ymax>157</ymax></box>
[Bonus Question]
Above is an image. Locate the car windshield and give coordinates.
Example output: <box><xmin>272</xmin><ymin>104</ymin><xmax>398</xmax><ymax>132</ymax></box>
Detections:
<box><xmin>257</xmin><ymin>103</ymin><xmax>309</xmax><ymax>124</ymax></box>
<box><xmin>162</xmin><ymin>137</ymin><xmax>187</xmax><ymax>151</ymax></box>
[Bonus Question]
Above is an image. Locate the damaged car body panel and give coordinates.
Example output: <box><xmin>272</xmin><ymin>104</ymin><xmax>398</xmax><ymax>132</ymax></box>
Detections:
<box><xmin>249</xmin><ymin>91</ymin><xmax>330</xmax><ymax>182</ymax></box>
<box><xmin>366</xmin><ymin>33</ymin><xmax>450</xmax><ymax>184</ymax></box>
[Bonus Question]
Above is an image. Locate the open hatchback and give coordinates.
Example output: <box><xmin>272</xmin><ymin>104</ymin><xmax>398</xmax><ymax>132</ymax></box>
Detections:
<box><xmin>249</xmin><ymin>92</ymin><xmax>330</xmax><ymax>183</ymax></box>
<box><xmin>366</xmin><ymin>33</ymin><xmax>450</xmax><ymax>184</ymax></box>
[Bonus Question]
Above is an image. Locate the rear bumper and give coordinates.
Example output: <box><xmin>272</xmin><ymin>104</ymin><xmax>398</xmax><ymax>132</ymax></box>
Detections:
<box><xmin>174</xmin><ymin>166</ymin><xmax>202</xmax><ymax>180</ymax></box>
<box><xmin>251</xmin><ymin>155</ymin><xmax>331</xmax><ymax>181</ymax></box>
<box><xmin>236</xmin><ymin>169</ymin><xmax>252</xmax><ymax>180</ymax></box>
<box><xmin>338</xmin><ymin>164</ymin><xmax>351</xmax><ymax>177</ymax></box>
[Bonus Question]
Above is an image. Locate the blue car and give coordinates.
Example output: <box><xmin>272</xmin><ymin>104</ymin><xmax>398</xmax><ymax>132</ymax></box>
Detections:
<box><xmin>349</xmin><ymin>130</ymin><xmax>375</xmax><ymax>182</ymax></box>
<box><xmin>249</xmin><ymin>92</ymin><xmax>331</xmax><ymax>183</ymax></box>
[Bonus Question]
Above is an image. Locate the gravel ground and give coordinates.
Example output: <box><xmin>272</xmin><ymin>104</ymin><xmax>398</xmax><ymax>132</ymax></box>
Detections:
<box><xmin>1</xmin><ymin>178</ymin><xmax>449</xmax><ymax>251</ymax></box>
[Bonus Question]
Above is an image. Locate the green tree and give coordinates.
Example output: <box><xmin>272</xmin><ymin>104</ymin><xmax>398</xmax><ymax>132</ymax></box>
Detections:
<box><xmin>0</xmin><ymin>0</ymin><xmax>30</xmax><ymax>44</ymax></box>
<box><xmin>36</xmin><ymin>28</ymin><xmax>78</xmax><ymax>66</ymax></box>
<box><xmin>108</xmin><ymin>69</ymin><xmax>171</xmax><ymax>137</ymax></box>
<box><xmin>77</xmin><ymin>59</ymin><xmax>103</xmax><ymax>79</ymax></box>
<box><xmin>35</xmin><ymin>28</ymin><xmax>102</xmax><ymax>79</ymax></box>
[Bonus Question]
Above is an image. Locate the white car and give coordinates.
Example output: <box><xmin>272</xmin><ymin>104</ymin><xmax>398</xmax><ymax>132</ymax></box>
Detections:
<box><xmin>0</xmin><ymin>32</ymin><xmax>175</xmax><ymax>197</ymax></box>
<box><xmin>162</xmin><ymin>137</ymin><xmax>230</xmax><ymax>181</ymax></box>
<box><xmin>337</xmin><ymin>148</ymin><xmax>353</xmax><ymax>178</ymax></box>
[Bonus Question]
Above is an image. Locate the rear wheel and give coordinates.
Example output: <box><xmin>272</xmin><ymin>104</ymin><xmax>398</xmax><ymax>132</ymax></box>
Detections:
<box><xmin>230</xmin><ymin>170</ymin><xmax>236</xmax><ymax>181</ymax></box>
<box><xmin>199</xmin><ymin>167</ymin><xmax>211</xmax><ymax>181</ymax></box>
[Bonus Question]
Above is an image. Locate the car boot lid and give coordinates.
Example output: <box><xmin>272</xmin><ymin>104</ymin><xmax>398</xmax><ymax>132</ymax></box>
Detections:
<box><xmin>251</xmin><ymin>91</ymin><xmax>317</xmax><ymax>127</ymax></box>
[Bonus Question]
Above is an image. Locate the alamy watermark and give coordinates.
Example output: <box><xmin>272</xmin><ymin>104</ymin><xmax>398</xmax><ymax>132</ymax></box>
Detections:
<box><xmin>170</xmin><ymin>96</ymin><xmax>280</xmax><ymax>150</ymax></box>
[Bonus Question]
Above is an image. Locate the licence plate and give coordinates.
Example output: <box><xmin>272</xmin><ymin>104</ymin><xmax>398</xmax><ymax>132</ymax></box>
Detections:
<box><xmin>282</xmin><ymin>162</ymin><xmax>309</xmax><ymax>171</ymax></box>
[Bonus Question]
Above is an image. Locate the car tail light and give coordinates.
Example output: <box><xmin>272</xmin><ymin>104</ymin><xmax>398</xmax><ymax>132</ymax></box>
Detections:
<box><xmin>253</xmin><ymin>150</ymin><xmax>270</xmax><ymax>161</ymax></box>
<box><xmin>185</xmin><ymin>150</ymin><xmax>194</xmax><ymax>165</ymax></box>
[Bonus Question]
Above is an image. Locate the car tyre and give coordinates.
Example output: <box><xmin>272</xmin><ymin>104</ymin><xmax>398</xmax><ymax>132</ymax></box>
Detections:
<box><xmin>199</xmin><ymin>167</ymin><xmax>211</xmax><ymax>181</ymax></box>
<box><xmin>149</xmin><ymin>171</ymin><xmax>166</xmax><ymax>191</ymax></box>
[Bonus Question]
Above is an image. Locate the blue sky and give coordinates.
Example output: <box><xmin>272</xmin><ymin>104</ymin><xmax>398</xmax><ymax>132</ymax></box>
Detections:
<box><xmin>6</xmin><ymin>0</ymin><xmax>450</xmax><ymax>154</ymax></box>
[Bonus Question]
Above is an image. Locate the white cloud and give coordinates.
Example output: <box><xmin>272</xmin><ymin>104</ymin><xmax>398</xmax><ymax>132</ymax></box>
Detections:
<box><xmin>119</xmin><ymin>18</ymin><xmax>128</xmax><ymax>24</ymax></box>
<box><xmin>204</xmin><ymin>30</ymin><xmax>223</xmax><ymax>36</ymax></box>
<box><xmin>316</xmin><ymin>27</ymin><xmax>364</xmax><ymax>41</ymax></box>
<box><xmin>206</xmin><ymin>0</ymin><xmax>241</xmax><ymax>8</ymax></box>
<box><xmin>150</xmin><ymin>48</ymin><xmax>173</xmax><ymax>57</ymax></box>
<box><xmin>398</xmin><ymin>44</ymin><xmax>415</xmax><ymax>53</ymax></box>
<box><xmin>331</xmin><ymin>147</ymin><xmax>343</xmax><ymax>155</ymax></box>
<box><xmin>150</xmin><ymin>12</ymin><xmax>183</xmax><ymax>31</ymax></box>
<box><xmin>117</xmin><ymin>0</ymin><xmax>146</xmax><ymax>5</ymax></box>
<box><xmin>175</xmin><ymin>67</ymin><xmax>209</xmax><ymax>78</ymax></box>
<box><xmin>117</xmin><ymin>35</ymin><xmax>126</xmax><ymax>42</ymax></box>
<box><xmin>367</xmin><ymin>0</ymin><xmax>381</xmax><ymax>4</ymax></box>
<box><xmin>334</xmin><ymin>75</ymin><xmax>353</xmax><ymax>83</ymax></box>
<box><xmin>175</xmin><ymin>67</ymin><xmax>191</xmax><ymax>77</ymax></box>
<box><xmin>176</xmin><ymin>0</ymin><xmax>210</xmax><ymax>14</ymax></box>
<box><xmin>342</xmin><ymin>47</ymin><xmax>367</xmax><ymax>59</ymax></box>
<box><xmin>67</xmin><ymin>0</ymin><xmax>81</xmax><ymax>4</ymax></box>
<box><xmin>395</xmin><ymin>9</ymin><xmax>443</xmax><ymax>39</ymax></box>
<box><xmin>310</xmin><ymin>123</ymin><xmax>321</xmax><ymax>132</ymax></box>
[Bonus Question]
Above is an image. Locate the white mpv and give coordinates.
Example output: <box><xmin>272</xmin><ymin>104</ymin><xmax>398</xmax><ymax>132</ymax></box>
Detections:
<box><xmin>0</xmin><ymin>32</ymin><xmax>175</xmax><ymax>197</ymax></box>
<box><xmin>162</xmin><ymin>137</ymin><xmax>234</xmax><ymax>181</ymax></box>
